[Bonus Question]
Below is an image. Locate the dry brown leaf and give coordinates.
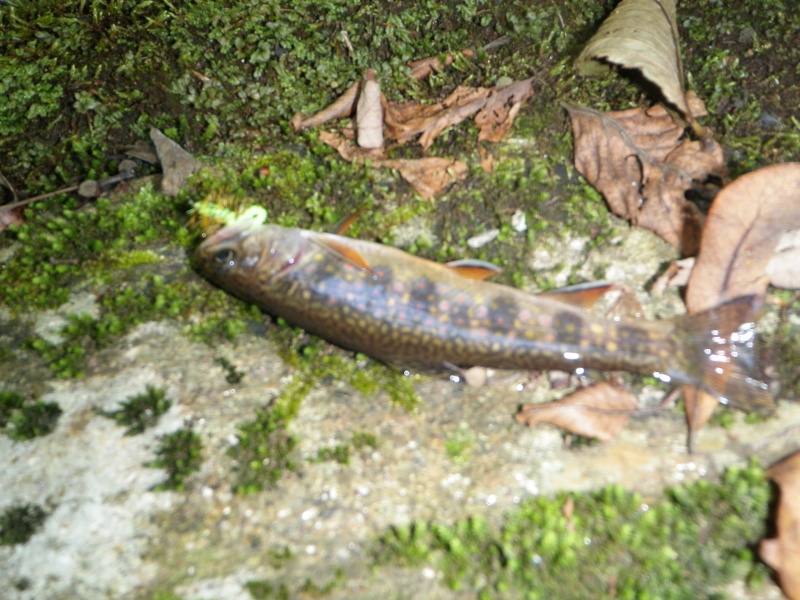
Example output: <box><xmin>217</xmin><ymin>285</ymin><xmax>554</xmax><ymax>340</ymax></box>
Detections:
<box><xmin>380</xmin><ymin>157</ymin><xmax>468</xmax><ymax>200</ymax></box>
<box><xmin>565</xmin><ymin>93</ymin><xmax>725</xmax><ymax>255</ymax></box>
<box><xmin>759</xmin><ymin>452</ymin><xmax>800</xmax><ymax>599</ymax></box>
<box><xmin>682</xmin><ymin>385</ymin><xmax>718</xmax><ymax>453</ymax></box>
<box><xmin>384</xmin><ymin>85</ymin><xmax>492</xmax><ymax>149</ymax></box>
<box><xmin>290</xmin><ymin>79</ymin><xmax>360</xmax><ymax>131</ymax></box>
<box><xmin>475</xmin><ymin>78</ymin><xmax>535</xmax><ymax>142</ymax></box>
<box><xmin>356</xmin><ymin>70</ymin><xmax>384</xmax><ymax>149</ymax></box>
<box><xmin>478</xmin><ymin>146</ymin><xmax>496</xmax><ymax>173</ymax></box>
<box><xmin>686</xmin><ymin>163</ymin><xmax>800</xmax><ymax>313</ymax></box>
<box><xmin>515</xmin><ymin>382</ymin><xmax>638</xmax><ymax>441</ymax></box>
<box><xmin>318</xmin><ymin>131</ymin><xmax>466</xmax><ymax>199</ymax></box>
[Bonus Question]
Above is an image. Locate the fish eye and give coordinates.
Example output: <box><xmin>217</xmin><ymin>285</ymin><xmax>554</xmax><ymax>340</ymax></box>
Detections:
<box><xmin>214</xmin><ymin>248</ymin><xmax>237</xmax><ymax>267</ymax></box>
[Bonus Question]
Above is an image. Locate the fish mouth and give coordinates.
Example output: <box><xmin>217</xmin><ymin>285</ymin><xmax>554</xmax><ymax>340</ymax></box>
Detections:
<box><xmin>200</xmin><ymin>221</ymin><xmax>253</xmax><ymax>250</ymax></box>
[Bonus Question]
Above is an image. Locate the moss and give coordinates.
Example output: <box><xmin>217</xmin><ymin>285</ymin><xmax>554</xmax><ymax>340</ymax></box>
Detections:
<box><xmin>0</xmin><ymin>503</ymin><xmax>48</xmax><ymax>546</ymax></box>
<box><xmin>149</xmin><ymin>428</ymin><xmax>204</xmax><ymax>491</ymax></box>
<box><xmin>444</xmin><ymin>424</ymin><xmax>474</xmax><ymax>464</ymax></box>
<box><xmin>351</xmin><ymin>431</ymin><xmax>379</xmax><ymax>450</ymax></box>
<box><xmin>214</xmin><ymin>357</ymin><xmax>245</xmax><ymax>385</ymax></box>
<box><xmin>310</xmin><ymin>445</ymin><xmax>351</xmax><ymax>465</ymax></box>
<box><xmin>374</xmin><ymin>459</ymin><xmax>771</xmax><ymax>598</ymax></box>
<box><xmin>245</xmin><ymin>580</ymin><xmax>290</xmax><ymax>600</ymax></box>
<box><xmin>98</xmin><ymin>385</ymin><xmax>172</xmax><ymax>435</ymax></box>
<box><xmin>1</xmin><ymin>391</ymin><xmax>62</xmax><ymax>441</ymax></box>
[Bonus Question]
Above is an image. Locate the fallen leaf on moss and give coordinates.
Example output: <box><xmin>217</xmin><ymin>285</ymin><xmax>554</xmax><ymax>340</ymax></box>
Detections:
<box><xmin>475</xmin><ymin>78</ymin><xmax>535</xmax><ymax>142</ymax></box>
<box><xmin>290</xmin><ymin>79</ymin><xmax>359</xmax><ymax>131</ymax></box>
<box><xmin>687</xmin><ymin>163</ymin><xmax>800</xmax><ymax>313</ymax></box>
<box><xmin>384</xmin><ymin>85</ymin><xmax>493</xmax><ymax>149</ymax></box>
<box><xmin>319</xmin><ymin>131</ymin><xmax>466</xmax><ymax>199</ymax></box>
<box><xmin>759</xmin><ymin>452</ymin><xmax>800</xmax><ymax>600</ymax></box>
<box><xmin>575</xmin><ymin>0</ymin><xmax>690</xmax><ymax>122</ymax></box>
<box><xmin>564</xmin><ymin>94</ymin><xmax>725</xmax><ymax>255</ymax></box>
<box><xmin>515</xmin><ymin>382</ymin><xmax>638</xmax><ymax>441</ymax></box>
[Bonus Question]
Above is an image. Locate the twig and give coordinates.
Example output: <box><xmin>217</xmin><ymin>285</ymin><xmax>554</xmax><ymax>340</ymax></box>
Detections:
<box><xmin>0</xmin><ymin>184</ymin><xmax>80</xmax><ymax>212</ymax></box>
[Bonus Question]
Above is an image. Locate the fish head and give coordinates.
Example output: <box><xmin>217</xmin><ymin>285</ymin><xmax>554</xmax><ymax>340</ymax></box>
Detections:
<box><xmin>195</xmin><ymin>221</ymin><xmax>306</xmax><ymax>294</ymax></box>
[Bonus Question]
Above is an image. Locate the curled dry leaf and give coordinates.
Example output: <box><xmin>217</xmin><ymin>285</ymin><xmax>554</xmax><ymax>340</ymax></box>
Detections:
<box><xmin>384</xmin><ymin>85</ymin><xmax>492</xmax><ymax>149</ymax></box>
<box><xmin>475</xmin><ymin>78</ymin><xmax>535</xmax><ymax>143</ymax></box>
<box><xmin>356</xmin><ymin>70</ymin><xmax>384</xmax><ymax>149</ymax></box>
<box><xmin>565</xmin><ymin>93</ymin><xmax>725</xmax><ymax>255</ymax></box>
<box><xmin>319</xmin><ymin>131</ymin><xmax>466</xmax><ymax>200</ymax></box>
<box><xmin>575</xmin><ymin>0</ymin><xmax>689</xmax><ymax>121</ymax></box>
<box><xmin>759</xmin><ymin>452</ymin><xmax>800</xmax><ymax>600</ymax></box>
<box><xmin>687</xmin><ymin>163</ymin><xmax>800</xmax><ymax>313</ymax></box>
<box><xmin>515</xmin><ymin>381</ymin><xmax>638</xmax><ymax>442</ymax></box>
<box><xmin>290</xmin><ymin>79</ymin><xmax>360</xmax><ymax>131</ymax></box>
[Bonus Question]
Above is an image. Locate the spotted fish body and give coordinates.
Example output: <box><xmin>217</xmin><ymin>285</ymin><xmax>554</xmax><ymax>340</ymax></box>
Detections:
<box><xmin>195</xmin><ymin>221</ymin><xmax>774</xmax><ymax>412</ymax></box>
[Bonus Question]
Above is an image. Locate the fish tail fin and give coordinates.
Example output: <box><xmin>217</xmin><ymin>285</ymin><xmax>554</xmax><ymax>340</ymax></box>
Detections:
<box><xmin>672</xmin><ymin>295</ymin><xmax>775</xmax><ymax>414</ymax></box>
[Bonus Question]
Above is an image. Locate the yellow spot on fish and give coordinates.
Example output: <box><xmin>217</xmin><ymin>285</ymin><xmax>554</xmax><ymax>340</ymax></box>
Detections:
<box><xmin>590</xmin><ymin>323</ymin><xmax>604</xmax><ymax>335</ymax></box>
<box><xmin>606</xmin><ymin>341</ymin><xmax>618</xmax><ymax>352</ymax></box>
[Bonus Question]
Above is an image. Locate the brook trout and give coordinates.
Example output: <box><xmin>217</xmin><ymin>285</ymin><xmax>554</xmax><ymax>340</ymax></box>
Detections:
<box><xmin>195</xmin><ymin>220</ymin><xmax>774</xmax><ymax>412</ymax></box>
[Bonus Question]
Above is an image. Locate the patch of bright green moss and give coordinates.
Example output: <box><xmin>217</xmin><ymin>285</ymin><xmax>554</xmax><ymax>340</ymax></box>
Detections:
<box><xmin>374</xmin><ymin>459</ymin><xmax>771</xmax><ymax>599</ymax></box>
<box><xmin>149</xmin><ymin>428</ymin><xmax>204</xmax><ymax>491</ymax></box>
<box><xmin>0</xmin><ymin>390</ymin><xmax>62</xmax><ymax>441</ymax></box>
<box><xmin>98</xmin><ymin>385</ymin><xmax>172</xmax><ymax>435</ymax></box>
<box><xmin>0</xmin><ymin>503</ymin><xmax>48</xmax><ymax>546</ymax></box>
<box><xmin>1</xmin><ymin>186</ymin><xmax>183</xmax><ymax>313</ymax></box>
<box><xmin>310</xmin><ymin>445</ymin><xmax>351</xmax><ymax>465</ymax></box>
<box><xmin>245</xmin><ymin>580</ymin><xmax>290</xmax><ymax>600</ymax></box>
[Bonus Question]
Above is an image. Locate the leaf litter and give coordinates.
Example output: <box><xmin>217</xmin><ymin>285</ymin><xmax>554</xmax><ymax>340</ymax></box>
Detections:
<box><xmin>759</xmin><ymin>452</ymin><xmax>800</xmax><ymax>600</ymax></box>
<box><xmin>291</xmin><ymin>60</ymin><xmax>534</xmax><ymax>199</ymax></box>
<box><xmin>555</xmin><ymin>0</ymin><xmax>800</xmax><ymax>445</ymax></box>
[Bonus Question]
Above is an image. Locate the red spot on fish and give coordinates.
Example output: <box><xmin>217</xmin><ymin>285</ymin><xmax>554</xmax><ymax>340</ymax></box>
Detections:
<box><xmin>475</xmin><ymin>306</ymin><xmax>488</xmax><ymax>319</ymax></box>
<box><xmin>393</xmin><ymin>282</ymin><xmax>405</xmax><ymax>293</ymax></box>
<box><xmin>518</xmin><ymin>309</ymin><xmax>531</xmax><ymax>322</ymax></box>
<box><xmin>439</xmin><ymin>300</ymin><xmax>450</xmax><ymax>312</ymax></box>
<box><xmin>496</xmin><ymin>316</ymin><xmax>505</xmax><ymax>325</ymax></box>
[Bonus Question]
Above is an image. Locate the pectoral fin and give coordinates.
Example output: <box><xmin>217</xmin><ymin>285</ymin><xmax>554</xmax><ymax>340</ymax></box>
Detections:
<box><xmin>313</xmin><ymin>237</ymin><xmax>373</xmax><ymax>273</ymax></box>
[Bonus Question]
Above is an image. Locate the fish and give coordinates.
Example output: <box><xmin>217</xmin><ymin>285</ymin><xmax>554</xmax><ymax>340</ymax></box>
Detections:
<box><xmin>194</xmin><ymin>220</ymin><xmax>775</xmax><ymax>413</ymax></box>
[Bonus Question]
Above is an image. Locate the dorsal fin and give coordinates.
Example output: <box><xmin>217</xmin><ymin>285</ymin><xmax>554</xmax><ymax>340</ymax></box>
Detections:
<box><xmin>313</xmin><ymin>237</ymin><xmax>373</xmax><ymax>273</ymax></box>
<box><xmin>540</xmin><ymin>281</ymin><xmax>612</xmax><ymax>308</ymax></box>
<box><xmin>445</xmin><ymin>258</ymin><xmax>502</xmax><ymax>281</ymax></box>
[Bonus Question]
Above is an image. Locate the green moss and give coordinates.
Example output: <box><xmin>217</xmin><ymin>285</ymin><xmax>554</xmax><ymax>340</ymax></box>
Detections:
<box><xmin>245</xmin><ymin>580</ymin><xmax>290</xmax><ymax>600</ymax></box>
<box><xmin>311</xmin><ymin>445</ymin><xmax>351</xmax><ymax>465</ymax></box>
<box><xmin>444</xmin><ymin>425</ymin><xmax>474</xmax><ymax>464</ymax></box>
<box><xmin>0</xmin><ymin>503</ymin><xmax>48</xmax><ymax>546</ymax></box>
<box><xmin>149</xmin><ymin>429</ymin><xmax>204</xmax><ymax>491</ymax></box>
<box><xmin>375</xmin><ymin>459</ymin><xmax>771</xmax><ymax>598</ymax></box>
<box><xmin>1</xmin><ymin>391</ymin><xmax>62</xmax><ymax>441</ymax></box>
<box><xmin>351</xmin><ymin>431</ymin><xmax>379</xmax><ymax>450</ymax></box>
<box><xmin>214</xmin><ymin>357</ymin><xmax>245</xmax><ymax>385</ymax></box>
<box><xmin>98</xmin><ymin>385</ymin><xmax>172</xmax><ymax>435</ymax></box>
